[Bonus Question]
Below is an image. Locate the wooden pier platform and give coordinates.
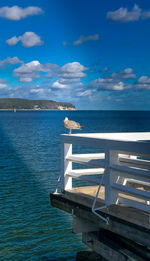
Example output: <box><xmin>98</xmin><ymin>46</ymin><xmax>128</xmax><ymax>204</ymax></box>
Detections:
<box><xmin>50</xmin><ymin>186</ymin><xmax>150</xmax><ymax>260</ymax></box>
<box><xmin>50</xmin><ymin>132</ymin><xmax>150</xmax><ymax>260</ymax></box>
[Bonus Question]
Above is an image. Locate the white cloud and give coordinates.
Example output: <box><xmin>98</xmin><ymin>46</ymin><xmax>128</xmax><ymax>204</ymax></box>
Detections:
<box><xmin>0</xmin><ymin>83</ymin><xmax>7</xmax><ymax>88</ymax></box>
<box><xmin>0</xmin><ymin>6</ymin><xmax>43</xmax><ymax>20</ymax></box>
<box><xmin>0</xmin><ymin>84</ymin><xmax>53</xmax><ymax>100</ymax></box>
<box><xmin>73</xmin><ymin>34</ymin><xmax>99</xmax><ymax>46</ymax></box>
<box><xmin>6</xmin><ymin>36</ymin><xmax>19</xmax><ymax>46</ymax></box>
<box><xmin>61</xmin><ymin>62</ymin><xmax>88</xmax><ymax>74</ymax></box>
<box><xmin>113</xmin><ymin>82</ymin><xmax>125</xmax><ymax>91</ymax></box>
<box><xmin>0</xmin><ymin>78</ymin><xmax>8</xmax><ymax>88</ymax></box>
<box><xmin>86</xmin><ymin>71</ymin><xmax>150</xmax><ymax>92</ymax></box>
<box><xmin>107</xmin><ymin>4</ymin><xmax>141</xmax><ymax>22</ymax></box>
<box><xmin>54</xmin><ymin>62</ymin><xmax>88</xmax><ymax>88</ymax></box>
<box><xmin>111</xmin><ymin>68</ymin><xmax>136</xmax><ymax>80</ymax></box>
<box><xmin>13</xmin><ymin>61</ymin><xmax>58</xmax><ymax>82</ymax></box>
<box><xmin>45</xmin><ymin>62</ymin><xmax>89</xmax><ymax>93</ymax></box>
<box><xmin>6</xmin><ymin>32</ymin><xmax>44</xmax><ymax>48</ymax></box>
<box><xmin>137</xmin><ymin>76</ymin><xmax>150</xmax><ymax>84</ymax></box>
<box><xmin>135</xmin><ymin>76</ymin><xmax>150</xmax><ymax>90</ymax></box>
<box><xmin>13</xmin><ymin>60</ymin><xmax>52</xmax><ymax>82</ymax></box>
<box><xmin>14</xmin><ymin>60</ymin><xmax>41</xmax><ymax>73</ymax></box>
<box><xmin>0</xmin><ymin>57</ymin><xmax>22</xmax><ymax>67</ymax></box>
<box><xmin>107</xmin><ymin>4</ymin><xmax>150</xmax><ymax>23</ymax></box>
<box><xmin>30</xmin><ymin>88</ymin><xmax>44</xmax><ymax>94</ymax></box>
<box><xmin>13</xmin><ymin>61</ymin><xmax>87</xmax><ymax>84</ymax></box>
<box><xmin>77</xmin><ymin>90</ymin><xmax>92</xmax><ymax>96</ymax></box>
<box><xmin>20</xmin><ymin>77</ymin><xmax>36</xmax><ymax>83</ymax></box>
<box><xmin>59</xmin><ymin>62</ymin><xmax>88</xmax><ymax>82</ymax></box>
<box><xmin>52</xmin><ymin>81</ymin><xmax>69</xmax><ymax>89</ymax></box>
<box><xmin>122</xmin><ymin>68</ymin><xmax>133</xmax><ymax>74</ymax></box>
<box><xmin>87</xmin><ymin>68</ymin><xmax>135</xmax><ymax>91</ymax></box>
<box><xmin>89</xmin><ymin>78</ymin><xmax>130</xmax><ymax>91</ymax></box>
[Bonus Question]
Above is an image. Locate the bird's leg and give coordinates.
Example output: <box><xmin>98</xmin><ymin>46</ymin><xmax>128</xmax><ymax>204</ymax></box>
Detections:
<box><xmin>69</xmin><ymin>129</ymin><xmax>71</xmax><ymax>135</ymax></box>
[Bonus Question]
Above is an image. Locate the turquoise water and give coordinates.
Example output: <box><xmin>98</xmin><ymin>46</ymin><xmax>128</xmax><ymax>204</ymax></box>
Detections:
<box><xmin>1</xmin><ymin>110</ymin><xmax>150</xmax><ymax>260</ymax></box>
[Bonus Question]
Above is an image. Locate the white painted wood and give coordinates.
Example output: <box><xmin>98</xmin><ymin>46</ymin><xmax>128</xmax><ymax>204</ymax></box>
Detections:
<box><xmin>61</xmin><ymin>143</ymin><xmax>72</xmax><ymax>191</ymax></box>
<box><xmin>66</xmin><ymin>154</ymin><xmax>105</xmax><ymax>168</ymax></box>
<box><xmin>112</xmin><ymin>183</ymin><xmax>150</xmax><ymax>201</ymax></box>
<box><xmin>60</xmin><ymin>132</ymin><xmax>150</xmax><ymax>216</ymax></box>
<box><xmin>119</xmin><ymin>197</ymin><xmax>150</xmax><ymax>213</ymax></box>
<box><xmin>105</xmin><ymin>150</ymin><xmax>119</xmax><ymax>206</ymax></box>
<box><xmin>115</xmin><ymin>171</ymin><xmax>150</xmax><ymax>184</ymax></box>
<box><xmin>119</xmin><ymin>156</ymin><xmax>150</xmax><ymax>169</ymax></box>
<box><xmin>62</xmin><ymin>132</ymin><xmax>150</xmax><ymax>140</ymax></box>
<box><xmin>61</xmin><ymin>133</ymin><xmax>150</xmax><ymax>155</ymax></box>
<box><xmin>129</xmin><ymin>155</ymin><xmax>137</xmax><ymax>159</ymax></box>
<box><xmin>67</xmin><ymin>168</ymin><xmax>104</xmax><ymax>175</ymax></box>
<box><xmin>67</xmin><ymin>171</ymin><xmax>103</xmax><ymax>185</ymax></box>
<box><xmin>122</xmin><ymin>178</ymin><xmax>150</xmax><ymax>187</ymax></box>
<box><xmin>68</xmin><ymin>153</ymin><xmax>105</xmax><ymax>159</ymax></box>
<box><xmin>111</xmin><ymin>164</ymin><xmax>150</xmax><ymax>180</ymax></box>
<box><xmin>110</xmin><ymin>164</ymin><xmax>150</xmax><ymax>187</ymax></box>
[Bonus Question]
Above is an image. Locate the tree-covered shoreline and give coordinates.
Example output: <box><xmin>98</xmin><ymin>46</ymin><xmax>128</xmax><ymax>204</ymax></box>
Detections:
<box><xmin>0</xmin><ymin>98</ymin><xmax>75</xmax><ymax>110</ymax></box>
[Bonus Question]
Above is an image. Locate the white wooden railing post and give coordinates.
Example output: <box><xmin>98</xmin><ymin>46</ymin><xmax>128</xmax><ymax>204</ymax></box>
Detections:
<box><xmin>105</xmin><ymin>149</ymin><xmax>119</xmax><ymax>206</ymax></box>
<box><xmin>61</xmin><ymin>142</ymin><xmax>72</xmax><ymax>192</ymax></box>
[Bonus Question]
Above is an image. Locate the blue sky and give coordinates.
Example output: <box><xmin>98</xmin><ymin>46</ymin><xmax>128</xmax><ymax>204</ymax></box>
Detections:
<box><xmin>1</xmin><ymin>0</ymin><xmax>150</xmax><ymax>109</ymax></box>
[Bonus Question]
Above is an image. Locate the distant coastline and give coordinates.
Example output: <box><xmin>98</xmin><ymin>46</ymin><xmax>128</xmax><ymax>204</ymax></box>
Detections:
<box><xmin>0</xmin><ymin>109</ymin><xmax>76</xmax><ymax>111</ymax></box>
<box><xmin>0</xmin><ymin>98</ymin><xmax>76</xmax><ymax>111</ymax></box>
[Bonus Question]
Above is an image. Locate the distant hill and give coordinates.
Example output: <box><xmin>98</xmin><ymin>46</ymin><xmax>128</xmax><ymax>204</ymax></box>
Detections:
<box><xmin>0</xmin><ymin>98</ymin><xmax>75</xmax><ymax>110</ymax></box>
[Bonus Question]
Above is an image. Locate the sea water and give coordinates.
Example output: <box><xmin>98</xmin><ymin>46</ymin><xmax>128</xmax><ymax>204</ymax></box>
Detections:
<box><xmin>1</xmin><ymin>110</ymin><xmax>150</xmax><ymax>261</ymax></box>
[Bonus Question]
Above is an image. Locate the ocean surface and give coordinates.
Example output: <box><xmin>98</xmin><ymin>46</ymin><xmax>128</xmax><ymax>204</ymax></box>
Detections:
<box><xmin>1</xmin><ymin>110</ymin><xmax>150</xmax><ymax>261</ymax></box>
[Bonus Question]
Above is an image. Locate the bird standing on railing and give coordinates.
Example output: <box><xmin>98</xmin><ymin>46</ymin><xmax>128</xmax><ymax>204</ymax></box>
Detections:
<box><xmin>63</xmin><ymin>117</ymin><xmax>84</xmax><ymax>134</ymax></box>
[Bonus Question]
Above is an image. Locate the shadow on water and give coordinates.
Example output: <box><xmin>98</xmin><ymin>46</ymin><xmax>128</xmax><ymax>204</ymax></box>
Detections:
<box><xmin>0</xmin><ymin>111</ymin><xmax>87</xmax><ymax>261</ymax></box>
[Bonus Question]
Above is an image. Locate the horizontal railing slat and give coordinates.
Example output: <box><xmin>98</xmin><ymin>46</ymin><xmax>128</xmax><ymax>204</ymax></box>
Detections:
<box><xmin>67</xmin><ymin>171</ymin><xmax>103</xmax><ymax>185</ymax></box>
<box><xmin>61</xmin><ymin>134</ymin><xmax>150</xmax><ymax>154</ymax></box>
<box><xmin>124</xmin><ymin>179</ymin><xmax>150</xmax><ymax>188</ymax></box>
<box><xmin>111</xmin><ymin>164</ymin><xmax>150</xmax><ymax>177</ymax></box>
<box><xmin>69</xmin><ymin>153</ymin><xmax>105</xmax><ymax>159</ymax></box>
<box><xmin>67</xmin><ymin>168</ymin><xmax>104</xmax><ymax>175</ymax></box>
<box><xmin>119</xmin><ymin>197</ymin><xmax>150</xmax><ymax>213</ymax></box>
<box><xmin>119</xmin><ymin>156</ymin><xmax>150</xmax><ymax>169</ymax></box>
<box><xmin>112</xmin><ymin>183</ymin><xmax>150</xmax><ymax>201</ymax></box>
<box><xmin>66</xmin><ymin>154</ymin><xmax>105</xmax><ymax>168</ymax></box>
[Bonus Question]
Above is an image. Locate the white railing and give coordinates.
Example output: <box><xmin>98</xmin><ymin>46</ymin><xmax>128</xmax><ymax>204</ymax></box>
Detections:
<box><xmin>59</xmin><ymin>133</ymin><xmax>150</xmax><ymax>224</ymax></box>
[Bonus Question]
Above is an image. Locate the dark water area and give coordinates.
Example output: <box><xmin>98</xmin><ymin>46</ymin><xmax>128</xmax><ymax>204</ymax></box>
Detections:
<box><xmin>0</xmin><ymin>110</ymin><xmax>150</xmax><ymax>260</ymax></box>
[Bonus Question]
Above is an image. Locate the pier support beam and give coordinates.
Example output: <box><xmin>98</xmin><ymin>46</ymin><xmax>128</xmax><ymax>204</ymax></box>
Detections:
<box><xmin>72</xmin><ymin>216</ymin><xmax>98</xmax><ymax>233</ymax></box>
<box><xmin>76</xmin><ymin>251</ymin><xmax>106</xmax><ymax>261</ymax></box>
<box><xmin>82</xmin><ymin>230</ymin><xmax>150</xmax><ymax>261</ymax></box>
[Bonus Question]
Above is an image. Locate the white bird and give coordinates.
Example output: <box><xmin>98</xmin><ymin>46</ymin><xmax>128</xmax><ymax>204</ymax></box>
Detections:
<box><xmin>63</xmin><ymin>117</ymin><xmax>83</xmax><ymax>134</ymax></box>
